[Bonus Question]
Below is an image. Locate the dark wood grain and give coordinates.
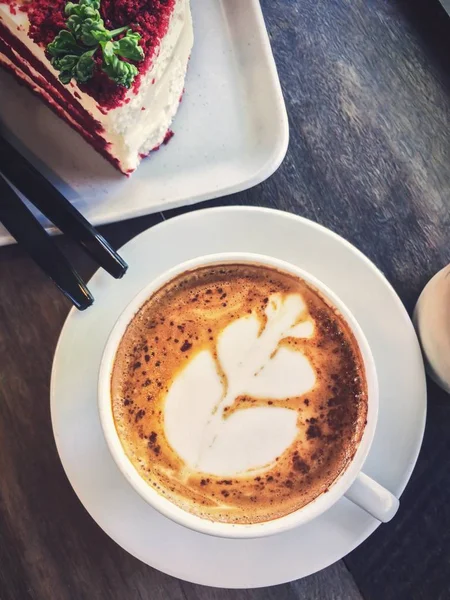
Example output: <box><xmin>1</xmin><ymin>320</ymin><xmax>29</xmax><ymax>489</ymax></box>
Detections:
<box><xmin>258</xmin><ymin>1</ymin><xmax>450</xmax><ymax>599</ymax></box>
<box><xmin>0</xmin><ymin>0</ymin><xmax>449</xmax><ymax>598</ymax></box>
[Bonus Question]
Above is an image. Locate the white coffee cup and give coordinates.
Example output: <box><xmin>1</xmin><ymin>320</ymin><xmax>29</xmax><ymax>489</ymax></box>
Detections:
<box><xmin>98</xmin><ymin>253</ymin><xmax>399</xmax><ymax>538</ymax></box>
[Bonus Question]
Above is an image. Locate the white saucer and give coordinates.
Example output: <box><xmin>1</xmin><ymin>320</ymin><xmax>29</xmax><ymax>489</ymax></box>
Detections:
<box><xmin>50</xmin><ymin>206</ymin><xmax>427</xmax><ymax>588</ymax></box>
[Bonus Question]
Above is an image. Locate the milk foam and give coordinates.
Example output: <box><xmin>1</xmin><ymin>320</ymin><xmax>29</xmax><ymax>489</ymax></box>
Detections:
<box><xmin>164</xmin><ymin>293</ymin><xmax>316</xmax><ymax>476</ymax></box>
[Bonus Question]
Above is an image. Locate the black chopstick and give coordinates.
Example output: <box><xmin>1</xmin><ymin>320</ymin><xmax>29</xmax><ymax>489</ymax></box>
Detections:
<box><xmin>0</xmin><ymin>174</ymin><xmax>94</xmax><ymax>310</ymax></box>
<box><xmin>0</xmin><ymin>135</ymin><xmax>127</xmax><ymax>279</ymax></box>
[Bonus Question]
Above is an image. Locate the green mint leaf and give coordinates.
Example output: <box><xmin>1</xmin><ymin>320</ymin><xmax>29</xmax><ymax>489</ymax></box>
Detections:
<box><xmin>58</xmin><ymin>71</ymin><xmax>73</xmax><ymax>85</ymax></box>
<box><xmin>100</xmin><ymin>39</ymin><xmax>114</xmax><ymax>60</ymax></box>
<box><xmin>65</xmin><ymin>0</ymin><xmax>100</xmax><ymax>17</ymax></box>
<box><xmin>80</xmin><ymin>16</ymin><xmax>110</xmax><ymax>46</ymax></box>
<box><xmin>48</xmin><ymin>0</ymin><xmax>145</xmax><ymax>87</ymax></box>
<box><xmin>108</xmin><ymin>25</ymin><xmax>131</xmax><ymax>38</ymax></box>
<box><xmin>112</xmin><ymin>30</ymin><xmax>144</xmax><ymax>62</ymax></box>
<box><xmin>101</xmin><ymin>40</ymin><xmax>138</xmax><ymax>88</ymax></box>
<box><xmin>64</xmin><ymin>1</ymin><xmax>77</xmax><ymax>15</ymax></box>
<box><xmin>52</xmin><ymin>49</ymin><xmax>95</xmax><ymax>85</ymax></box>
<box><xmin>47</xmin><ymin>30</ymin><xmax>82</xmax><ymax>57</ymax></box>
<box><xmin>66</xmin><ymin>0</ymin><xmax>103</xmax><ymax>41</ymax></box>
<box><xmin>81</xmin><ymin>0</ymin><xmax>100</xmax><ymax>9</ymax></box>
<box><xmin>66</xmin><ymin>13</ymin><xmax>85</xmax><ymax>39</ymax></box>
<box><xmin>52</xmin><ymin>53</ymin><xmax>80</xmax><ymax>71</ymax></box>
<box><xmin>105</xmin><ymin>60</ymin><xmax>139</xmax><ymax>88</ymax></box>
<box><xmin>74</xmin><ymin>48</ymin><xmax>96</xmax><ymax>83</ymax></box>
<box><xmin>52</xmin><ymin>53</ymin><xmax>79</xmax><ymax>83</ymax></box>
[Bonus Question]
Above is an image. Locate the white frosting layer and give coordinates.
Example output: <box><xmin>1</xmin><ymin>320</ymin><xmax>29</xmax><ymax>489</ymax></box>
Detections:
<box><xmin>164</xmin><ymin>293</ymin><xmax>317</xmax><ymax>477</ymax></box>
<box><xmin>0</xmin><ymin>0</ymin><xmax>193</xmax><ymax>173</ymax></box>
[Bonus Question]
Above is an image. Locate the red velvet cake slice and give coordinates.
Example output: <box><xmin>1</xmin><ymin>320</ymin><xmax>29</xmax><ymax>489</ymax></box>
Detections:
<box><xmin>0</xmin><ymin>0</ymin><xmax>193</xmax><ymax>174</ymax></box>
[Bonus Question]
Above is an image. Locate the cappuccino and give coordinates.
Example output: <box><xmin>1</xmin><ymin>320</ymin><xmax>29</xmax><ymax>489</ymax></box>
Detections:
<box><xmin>111</xmin><ymin>263</ymin><xmax>367</xmax><ymax>524</ymax></box>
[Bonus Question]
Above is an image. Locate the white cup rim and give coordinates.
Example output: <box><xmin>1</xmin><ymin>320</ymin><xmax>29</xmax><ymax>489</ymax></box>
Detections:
<box><xmin>98</xmin><ymin>252</ymin><xmax>378</xmax><ymax>539</ymax></box>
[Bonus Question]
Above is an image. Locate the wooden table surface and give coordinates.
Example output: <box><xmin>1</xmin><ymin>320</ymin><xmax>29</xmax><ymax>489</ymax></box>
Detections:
<box><xmin>1</xmin><ymin>0</ymin><xmax>449</xmax><ymax>598</ymax></box>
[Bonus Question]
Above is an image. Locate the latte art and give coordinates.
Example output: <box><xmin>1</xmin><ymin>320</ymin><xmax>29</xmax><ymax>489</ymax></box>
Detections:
<box><xmin>111</xmin><ymin>264</ymin><xmax>368</xmax><ymax>524</ymax></box>
<box><xmin>165</xmin><ymin>293</ymin><xmax>316</xmax><ymax>476</ymax></box>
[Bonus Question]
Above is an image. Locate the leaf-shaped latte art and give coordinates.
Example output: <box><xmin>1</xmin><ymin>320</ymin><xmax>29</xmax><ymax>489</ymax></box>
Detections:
<box><xmin>164</xmin><ymin>351</ymin><xmax>223</xmax><ymax>468</ymax></box>
<box><xmin>164</xmin><ymin>293</ymin><xmax>316</xmax><ymax>476</ymax></box>
<box><xmin>197</xmin><ymin>407</ymin><xmax>298</xmax><ymax>475</ymax></box>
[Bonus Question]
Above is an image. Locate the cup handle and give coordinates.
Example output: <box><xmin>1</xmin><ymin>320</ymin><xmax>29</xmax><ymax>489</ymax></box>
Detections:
<box><xmin>344</xmin><ymin>472</ymin><xmax>399</xmax><ymax>522</ymax></box>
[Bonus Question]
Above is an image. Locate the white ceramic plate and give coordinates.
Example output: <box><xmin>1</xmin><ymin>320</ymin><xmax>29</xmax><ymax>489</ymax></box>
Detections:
<box><xmin>50</xmin><ymin>206</ymin><xmax>427</xmax><ymax>588</ymax></box>
<box><xmin>0</xmin><ymin>0</ymin><xmax>288</xmax><ymax>246</ymax></box>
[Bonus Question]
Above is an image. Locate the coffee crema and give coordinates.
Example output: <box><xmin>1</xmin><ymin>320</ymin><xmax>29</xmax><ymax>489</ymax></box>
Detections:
<box><xmin>111</xmin><ymin>264</ymin><xmax>368</xmax><ymax>524</ymax></box>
